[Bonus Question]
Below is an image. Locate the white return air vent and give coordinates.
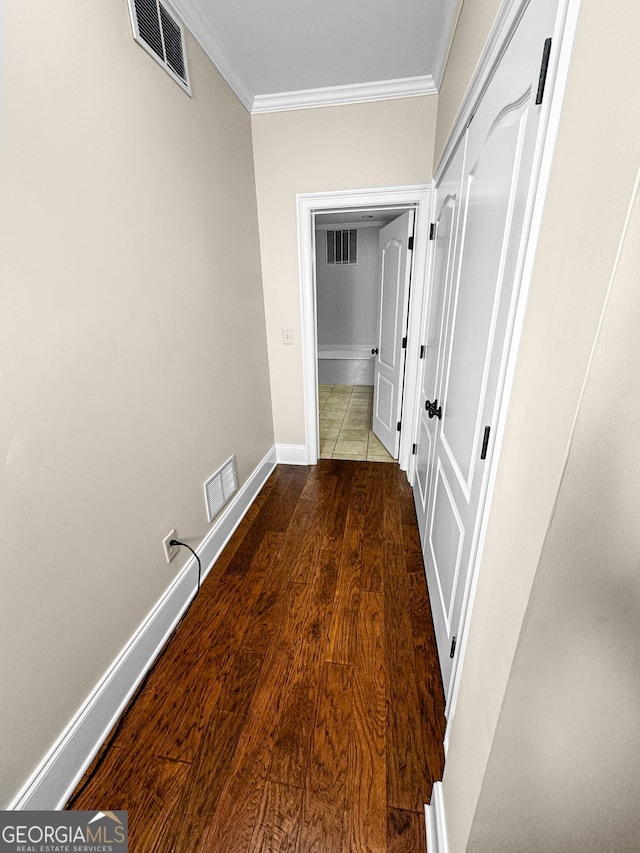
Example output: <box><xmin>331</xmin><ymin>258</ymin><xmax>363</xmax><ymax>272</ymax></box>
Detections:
<box><xmin>327</xmin><ymin>229</ymin><xmax>358</xmax><ymax>265</ymax></box>
<box><xmin>204</xmin><ymin>456</ymin><xmax>238</xmax><ymax>523</ymax></box>
<box><xmin>127</xmin><ymin>0</ymin><xmax>191</xmax><ymax>95</ymax></box>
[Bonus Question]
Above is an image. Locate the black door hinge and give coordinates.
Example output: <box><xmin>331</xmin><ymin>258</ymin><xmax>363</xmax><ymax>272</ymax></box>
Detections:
<box><xmin>402</xmin><ymin>336</ymin><xmax>407</xmax><ymax>349</ymax></box>
<box><xmin>450</xmin><ymin>636</ymin><xmax>457</xmax><ymax>658</ymax></box>
<box><xmin>408</xmin><ymin>235</ymin><xmax>414</xmax><ymax>251</ymax></box>
<box><xmin>480</xmin><ymin>426</ymin><xmax>491</xmax><ymax>460</ymax></box>
<box><xmin>412</xmin><ymin>443</ymin><xmax>417</xmax><ymax>455</ymax></box>
<box><xmin>397</xmin><ymin>421</ymin><xmax>402</xmax><ymax>432</ymax></box>
<box><xmin>536</xmin><ymin>38</ymin><xmax>552</xmax><ymax>105</ymax></box>
<box><xmin>429</xmin><ymin>223</ymin><xmax>436</xmax><ymax>240</ymax></box>
<box><xmin>420</xmin><ymin>344</ymin><xmax>426</xmax><ymax>359</ymax></box>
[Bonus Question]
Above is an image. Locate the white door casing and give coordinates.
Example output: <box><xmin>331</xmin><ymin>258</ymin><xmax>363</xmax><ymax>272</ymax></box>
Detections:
<box><xmin>372</xmin><ymin>211</ymin><xmax>415</xmax><ymax>458</ymax></box>
<box><xmin>414</xmin><ymin>0</ymin><xmax>562</xmax><ymax>697</ymax></box>
<box><xmin>296</xmin><ymin>186</ymin><xmax>431</xmax><ymax>469</ymax></box>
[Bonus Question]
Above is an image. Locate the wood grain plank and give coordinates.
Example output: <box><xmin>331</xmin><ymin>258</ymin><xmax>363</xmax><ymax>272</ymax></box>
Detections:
<box><xmin>363</xmin><ymin>463</ymin><xmax>386</xmax><ymax>542</ymax></box>
<box><xmin>70</xmin><ymin>746</ymin><xmax>190</xmax><ymax>853</ymax></box>
<box><xmin>342</xmin><ymin>591</ymin><xmax>386</xmax><ymax>853</ymax></box>
<box><xmin>384</xmin><ymin>542</ymin><xmax>433</xmax><ymax>812</ymax></box>
<box><xmin>387</xmin><ymin>807</ymin><xmax>427</xmax><ymax>853</ymax></box>
<box><xmin>297</xmin><ymin>662</ymin><xmax>353</xmax><ymax>853</ymax></box>
<box><xmin>382</xmin><ymin>465</ymin><xmax>404</xmax><ymax>544</ymax></box>
<box><xmin>290</xmin><ymin>475</ymin><xmax>337</xmax><ymax>584</ymax></box>
<box><xmin>406</xmin><ymin>572</ymin><xmax>446</xmax><ymax>788</ymax></box>
<box><xmin>198</xmin><ymin>580</ymin><xmax>312</xmax><ymax>852</ymax></box>
<box><xmin>249</xmin><ymin>780</ymin><xmax>304</xmax><ymax>853</ymax></box>
<box><xmin>361</xmin><ymin>536</ymin><xmax>384</xmax><ymax>593</ymax></box>
<box><xmin>241</xmin><ymin>522</ymin><xmax>308</xmax><ymax>652</ymax></box>
<box><xmin>158</xmin><ymin>535</ymin><xmax>283</xmax><ymax>762</ymax></box>
<box><xmin>402</xmin><ymin>520</ymin><xmax>426</xmax><ymax>576</ymax></box>
<box><xmin>324</xmin><ymin>462</ymin><xmax>355</xmax><ymax>541</ymax></box>
<box><xmin>160</xmin><ymin>709</ymin><xmax>245</xmax><ymax>851</ymax></box>
<box><xmin>114</xmin><ymin>534</ymin><xmax>283</xmax><ymax>764</ymax></box>
<box><xmin>325</xmin><ymin>482</ymin><xmax>365</xmax><ymax>666</ymax></box>
<box><xmin>397</xmin><ymin>468</ymin><xmax>420</xmax><ymax>528</ymax></box>
<box><xmin>268</xmin><ymin>534</ymin><xmax>341</xmax><ymax>789</ymax></box>
<box><xmin>218</xmin><ymin>646</ymin><xmax>265</xmax><ymax>715</ymax></box>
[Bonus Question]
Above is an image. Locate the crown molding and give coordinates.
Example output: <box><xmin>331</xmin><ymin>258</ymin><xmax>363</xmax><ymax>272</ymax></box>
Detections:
<box><xmin>170</xmin><ymin>1</ymin><xmax>437</xmax><ymax>115</ymax></box>
<box><xmin>170</xmin><ymin>0</ymin><xmax>255</xmax><ymax>111</ymax></box>
<box><xmin>251</xmin><ymin>75</ymin><xmax>437</xmax><ymax>114</ymax></box>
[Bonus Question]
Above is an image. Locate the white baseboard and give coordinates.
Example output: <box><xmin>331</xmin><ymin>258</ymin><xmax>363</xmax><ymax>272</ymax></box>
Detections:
<box><xmin>425</xmin><ymin>782</ymin><xmax>449</xmax><ymax>853</ymax></box>
<box><xmin>9</xmin><ymin>445</ymin><xmax>278</xmax><ymax>811</ymax></box>
<box><xmin>198</xmin><ymin>446</ymin><xmax>277</xmax><ymax>580</ymax></box>
<box><xmin>276</xmin><ymin>443</ymin><xmax>309</xmax><ymax>465</ymax></box>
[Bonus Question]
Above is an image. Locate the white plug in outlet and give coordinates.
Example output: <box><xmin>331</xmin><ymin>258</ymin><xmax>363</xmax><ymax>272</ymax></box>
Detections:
<box><xmin>162</xmin><ymin>529</ymin><xmax>178</xmax><ymax>563</ymax></box>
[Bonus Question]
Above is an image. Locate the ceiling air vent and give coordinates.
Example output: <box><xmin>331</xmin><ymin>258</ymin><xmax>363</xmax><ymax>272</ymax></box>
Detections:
<box><xmin>127</xmin><ymin>0</ymin><xmax>191</xmax><ymax>95</ymax></box>
<box><xmin>204</xmin><ymin>456</ymin><xmax>238</xmax><ymax>523</ymax></box>
<box><xmin>327</xmin><ymin>229</ymin><xmax>358</xmax><ymax>265</ymax></box>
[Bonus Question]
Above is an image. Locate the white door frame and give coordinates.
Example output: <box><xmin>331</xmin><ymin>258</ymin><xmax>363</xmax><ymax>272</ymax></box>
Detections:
<box><xmin>296</xmin><ymin>184</ymin><xmax>432</xmax><ymax>470</ymax></box>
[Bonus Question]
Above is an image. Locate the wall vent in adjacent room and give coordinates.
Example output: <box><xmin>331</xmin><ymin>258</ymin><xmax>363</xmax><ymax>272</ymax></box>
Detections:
<box><xmin>127</xmin><ymin>0</ymin><xmax>191</xmax><ymax>94</ymax></box>
<box><xmin>327</xmin><ymin>229</ymin><xmax>358</xmax><ymax>265</ymax></box>
<box><xmin>204</xmin><ymin>456</ymin><xmax>237</xmax><ymax>522</ymax></box>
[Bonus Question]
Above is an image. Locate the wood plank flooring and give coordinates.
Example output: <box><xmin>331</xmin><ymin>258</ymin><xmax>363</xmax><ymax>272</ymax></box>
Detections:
<box><xmin>67</xmin><ymin>462</ymin><xmax>446</xmax><ymax>852</ymax></box>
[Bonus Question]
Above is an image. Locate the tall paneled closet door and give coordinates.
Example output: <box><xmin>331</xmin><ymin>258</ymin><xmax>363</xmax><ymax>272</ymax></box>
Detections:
<box><xmin>414</xmin><ymin>0</ymin><xmax>561</xmax><ymax>696</ymax></box>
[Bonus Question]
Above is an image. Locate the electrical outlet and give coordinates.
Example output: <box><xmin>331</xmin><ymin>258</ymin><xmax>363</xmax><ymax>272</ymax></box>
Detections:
<box><xmin>162</xmin><ymin>529</ymin><xmax>178</xmax><ymax>563</ymax></box>
<box><xmin>282</xmin><ymin>328</ymin><xmax>294</xmax><ymax>345</ymax></box>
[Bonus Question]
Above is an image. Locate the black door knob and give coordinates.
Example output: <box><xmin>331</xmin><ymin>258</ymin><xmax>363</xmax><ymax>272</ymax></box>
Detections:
<box><xmin>425</xmin><ymin>399</ymin><xmax>442</xmax><ymax>419</ymax></box>
<box><xmin>371</xmin><ymin>348</ymin><xmax>379</xmax><ymax>355</ymax></box>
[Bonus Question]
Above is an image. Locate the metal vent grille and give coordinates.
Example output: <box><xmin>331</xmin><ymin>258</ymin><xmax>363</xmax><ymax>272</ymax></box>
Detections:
<box><xmin>128</xmin><ymin>0</ymin><xmax>191</xmax><ymax>94</ymax></box>
<box><xmin>204</xmin><ymin>456</ymin><xmax>238</xmax><ymax>523</ymax></box>
<box><xmin>327</xmin><ymin>229</ymin><xmax>358</xmax><ymax>265</ymax></box>
<box><xmin>159</xmin><ymin>5</ymin><xmax>186</xmax><ymax>80</ymax></box>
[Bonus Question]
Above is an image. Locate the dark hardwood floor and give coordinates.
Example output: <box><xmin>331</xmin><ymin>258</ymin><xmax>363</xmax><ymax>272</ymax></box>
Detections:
<box><xmin>67</xmin><ymin>461</ymin><xmax>446</xmax><ymax>852</ymax></box>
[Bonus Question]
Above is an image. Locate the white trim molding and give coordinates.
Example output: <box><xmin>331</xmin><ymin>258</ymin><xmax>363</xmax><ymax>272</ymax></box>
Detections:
<box><xmin>425</xmin><ymin>783</ymin><xmax>449</xmax><ymax>853</ymax></box>
<box><xmin>252</xmin><ymin>75</ymin><xmax>437</xmax><ymax>114</ymax></box>
<box><xmin>170</xmin><ymin>0</ymin><xmax>255</xmax><ymax>110</ymax></box>
<box><xmin>276</xmin><ymin>444</ymin><xmax>309</xmax><ymax>466</ymax></box>
<box><xmin>297</xmin><ymin>185</ymin><xmax>431</xmax><ymax>471</ymax></box>
<box><xmin>9</xmin><ymin>445</ymin><xmax>278</xmax><ymax>811</ymax></box>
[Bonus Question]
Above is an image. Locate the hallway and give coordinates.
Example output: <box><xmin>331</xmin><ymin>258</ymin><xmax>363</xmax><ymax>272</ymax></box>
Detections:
<box><xmin>68</xmin><ymin>462</ymin><xmax>446</xmax><ymax>851</ymax></box>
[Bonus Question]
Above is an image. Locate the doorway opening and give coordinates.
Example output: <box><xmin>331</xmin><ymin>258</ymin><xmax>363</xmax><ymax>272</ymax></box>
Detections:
<box><xmin>297</xmin><ymin>185</ymin><xmax>432</xmax><ymax>470</ymax></box>
<box><xmin>315</xmin><ymin>208</ymin><xmax>413</xmax><ymax>463</ymax></box>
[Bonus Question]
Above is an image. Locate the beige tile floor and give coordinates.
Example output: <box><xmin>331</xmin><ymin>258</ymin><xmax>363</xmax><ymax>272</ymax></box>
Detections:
<box><xmin>319</xmin><ymin>384</ymin><xmax>396</xmax><ymax>463</ymax></box>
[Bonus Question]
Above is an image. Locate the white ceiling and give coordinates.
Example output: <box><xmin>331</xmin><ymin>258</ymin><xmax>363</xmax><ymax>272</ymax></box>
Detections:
<box><xmin>172</xmin><ymin>0</ymin><xmax>460</xmax><ymax>112</ymax></box>
<box><xmin>315</xmin><ymin>208</ymin><xmax>409</xmax><ymax>227</ymax></box>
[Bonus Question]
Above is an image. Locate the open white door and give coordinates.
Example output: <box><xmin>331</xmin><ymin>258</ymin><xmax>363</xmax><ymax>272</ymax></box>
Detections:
<box><xmin>372</xmin><ymin>210</ymin><xmax>414</xmax><ymax>458</ymax></box>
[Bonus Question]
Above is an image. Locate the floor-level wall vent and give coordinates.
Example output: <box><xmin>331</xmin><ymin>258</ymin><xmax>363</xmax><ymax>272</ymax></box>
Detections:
<box><xmin>204</xmin><ymin>456</ymin><xmax>237</xmax><ymax>522</ymax></box>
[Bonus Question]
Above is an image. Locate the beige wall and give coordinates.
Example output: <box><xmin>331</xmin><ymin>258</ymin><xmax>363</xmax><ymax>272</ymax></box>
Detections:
<box><xmin>251</xmin><ymin>96</ymin><xmax>438</xmax><ymax>445</ymax></box>
<box><xmin>468</xmin><ymin>170</ymin><xmax>640</xmax><ymax>851</ymax></box>
<box><xmin>438</xmin><ymin>0</ymin><xmax>640</xmax><ymax>849</ymax></box>
<box><xmin>434</xmin><ymin>0</ymin><xmax>502</xmax><ymax>166</ymax></box>
<box><xmin>0</xmin><ymin>0</ymin><xmax>272</xmax><ymax>805</ymax></box>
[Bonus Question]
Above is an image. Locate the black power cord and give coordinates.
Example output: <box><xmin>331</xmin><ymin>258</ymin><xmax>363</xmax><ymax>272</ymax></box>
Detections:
<box><xmin>66</xmin><ymin>540</ymin><xmax>202</xmax><ymax>809</ymax></box>
<box><xmin>170</xmin><ymin>539</ymin><xmax>202</xmax><ymax>590</ymax></box>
